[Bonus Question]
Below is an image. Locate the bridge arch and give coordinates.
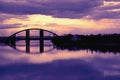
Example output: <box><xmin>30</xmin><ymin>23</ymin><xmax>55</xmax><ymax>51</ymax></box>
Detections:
<box><xmin>5</xmin><ymin>28</ymin><xmax>58</xmax><ymax>53</ymax></box>
<box><xmin>8</xmin><ymin>28</ymin><xmax>58</xmax><ymax>38</ymax></box>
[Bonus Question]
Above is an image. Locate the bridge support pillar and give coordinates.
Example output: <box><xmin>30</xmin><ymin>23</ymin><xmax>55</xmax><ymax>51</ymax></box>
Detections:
<box><xmin>26</xmin><ymin>30</ymin><xmax>30</xmax><ymax>53</ymax></box>
<box><xmin>39</xmin><ymin>30</ymin><xmax>44</xmax><ymax>53</ymax></box>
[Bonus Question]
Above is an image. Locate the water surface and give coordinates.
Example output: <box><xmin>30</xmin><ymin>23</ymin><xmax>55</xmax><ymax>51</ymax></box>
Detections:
<box><xmin>0</xmin><ymin>43</ymin><xmax>120</xmax><ymax>80</ymax></box>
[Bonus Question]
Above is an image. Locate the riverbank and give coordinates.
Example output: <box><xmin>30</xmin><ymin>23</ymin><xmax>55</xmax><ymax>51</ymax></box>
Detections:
<box><xmin>52</xmin><ymin>34</ymin><xmax>120</xmax><ymax>45</ymax></box>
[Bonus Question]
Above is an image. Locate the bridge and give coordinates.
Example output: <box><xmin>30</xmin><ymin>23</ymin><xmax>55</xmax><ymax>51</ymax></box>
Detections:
<box><xmin>5</xmin><ymin>28</ymin><xmax>58</xmax><ymax>53</ymax></box>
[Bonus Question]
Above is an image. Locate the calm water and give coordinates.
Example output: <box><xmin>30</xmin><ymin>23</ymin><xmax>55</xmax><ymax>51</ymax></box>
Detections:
<box><xmin>0</xmin><ymin>41</ymin><xmax>120</xmax><ymax>80</ymax></box>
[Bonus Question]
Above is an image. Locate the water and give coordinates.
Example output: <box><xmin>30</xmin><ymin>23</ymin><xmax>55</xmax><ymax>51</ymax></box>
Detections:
<box><xmin>0</xmin><ymin>42</ymin><xmax>120</xmax><ymax>80</ymax></box>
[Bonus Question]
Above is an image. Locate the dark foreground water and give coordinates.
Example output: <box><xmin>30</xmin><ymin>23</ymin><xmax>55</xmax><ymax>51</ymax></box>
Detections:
<box><xmin>0</xmin><ymin>42</ymin><xmax>120</xmax><ymax>80</ymax></box>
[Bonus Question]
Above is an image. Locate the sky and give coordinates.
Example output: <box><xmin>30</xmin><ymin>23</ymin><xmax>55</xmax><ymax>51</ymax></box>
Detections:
<box><xmin>0</xmin><ymin>0</ymin><xmax>120</xmax><ymax>36</ymax></box>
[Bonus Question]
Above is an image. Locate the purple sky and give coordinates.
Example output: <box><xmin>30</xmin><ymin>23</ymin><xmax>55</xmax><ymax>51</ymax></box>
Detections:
<box><xmin>0</xmin><ymin>0</ymin><xmax>120</xmax><ymax>36</ymax></box>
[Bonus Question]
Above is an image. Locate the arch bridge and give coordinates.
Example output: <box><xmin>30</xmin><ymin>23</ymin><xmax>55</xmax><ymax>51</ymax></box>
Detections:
<box><xmin>6</xmin><ymin>28</ymin><xmax>58</xmax><ymax>53</ymax></box>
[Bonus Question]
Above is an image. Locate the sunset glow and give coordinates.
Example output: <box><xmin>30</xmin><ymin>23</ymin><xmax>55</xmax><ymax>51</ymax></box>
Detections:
<box><xmin>0</xmin><ymin>0</ymin><xmax>120</xmax><ymax>36</ymax></box>
<box><xmin>0</xmin><ymin>1</ymin><xmax>120</xmax><ymax>80</ymax></box>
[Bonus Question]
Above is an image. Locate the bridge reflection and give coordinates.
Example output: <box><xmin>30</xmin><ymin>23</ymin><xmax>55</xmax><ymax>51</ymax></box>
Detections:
<box><xmin>5</xmin><ymin>28</ymin><xmax>58</xmax><ymax>53</ymax></box>
<box><xmin>13</xmin><ymin>40</ymin><xmax>54</xmax><ymax>53</ymax></box>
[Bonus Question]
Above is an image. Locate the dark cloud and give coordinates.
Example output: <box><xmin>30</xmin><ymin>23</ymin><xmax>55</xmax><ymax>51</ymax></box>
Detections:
<box><xmin>101</xmin><ymin>4</ymin><xmax>120</xmax><ymax>10</ymax></box>
<box><xmin>0</xmin><ymin>24</ymin><xmax>22</xmax><ymax>29</ymax></box>
<box><xmin>0</xmin><ymin>0</ymin><xmax>103</xmax><ymax>19</ymax></box>
<box><xmin>91</xmin><ymin>11</ymin><xmax>120</xmax><ymax>19</ymax></box>
<box><xmin>0</xmin><ymin>1</ymin><xmax>48</xmax><ymax>15</ymax></box>
<box><xmin>0</xmin><ymin>0</ymin><xmax>120</xmax><ymax>19</ymax></box>
<box><xmin>89</xmin><ymin>3</ymin><xmax>120</xmax><ymax>19</ymax></box>
<box><xmin>0</xmin><ymin>13</ymin><xmax>28</xmax><ymax>22</ymax></box>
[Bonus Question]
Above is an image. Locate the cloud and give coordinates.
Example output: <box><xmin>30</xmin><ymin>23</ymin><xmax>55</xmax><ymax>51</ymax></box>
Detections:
<box><xmin>105</xmin><ymin>0</ymin><xmax>120</xmax><ymax>2</ymax></box>
<box><xmin>0</xmin><ymin>0</ymin><xmax>120</xmax><ymax>20</ymax></box>
<box><xmin>90</xmin><ymin>10</ymin><xmax>120</xmax><ymax>20</ymax></box>
<box><xmin>87</xmin><ymin>2</ymin><xmax>120</xmax><ymax>20</ymax></box>
<box><xmin>0</xmin><ymin>0</ymin><xmax>103</xmax><ymax>19</ymax></box>
<box><xmin>44</xmin><ymin>23</ymin><xmax>60</xmax><ymax>27</ymax></box>
<box><xmin>0</xmin><ymin>13</ymin><xmax>28</xmax><ymax>22</ymax></box>
<box><xmin>0</xmin><ymin>24</ymin><xmax>22</xmax><ymax>29</ymax></box>
<box><xmin>101</xmin><ymin>4</ymin><xmax>120</xmax><ymax>10</ymax></box>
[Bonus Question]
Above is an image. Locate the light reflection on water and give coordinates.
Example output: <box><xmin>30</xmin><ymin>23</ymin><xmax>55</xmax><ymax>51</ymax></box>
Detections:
<box><xmin>0</xmin><ymin>43</ymin><xmax>120</xmax><ymax>80</ymax></box>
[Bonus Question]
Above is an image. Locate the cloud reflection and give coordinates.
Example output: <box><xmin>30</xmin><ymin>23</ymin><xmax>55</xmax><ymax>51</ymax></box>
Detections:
<box><xmin>0</xmin><ymin>59</ymin><xmax>103</xmax><ymax>80</ymax></box>
<box><xmin>0</xmin><ymin>44</ymin><xmax>120</xmax><ymax>80</ymax></box>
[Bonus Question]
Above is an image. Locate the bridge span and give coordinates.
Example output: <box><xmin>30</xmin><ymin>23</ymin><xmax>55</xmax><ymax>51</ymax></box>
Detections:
<box><xmin>5</xmin><ymin>28</ymin><xmax>58</xmax><ymax>53</ymax></box>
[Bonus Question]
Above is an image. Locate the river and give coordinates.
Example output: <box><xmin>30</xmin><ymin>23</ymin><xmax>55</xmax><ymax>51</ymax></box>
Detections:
<box><xmin>0</xmin><ymin>41</ymin><xmax>120</xmax><ymax>80</ymax></box>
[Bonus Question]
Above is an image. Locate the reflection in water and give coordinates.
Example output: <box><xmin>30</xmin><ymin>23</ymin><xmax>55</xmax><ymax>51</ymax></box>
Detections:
<box><xmin>55</xmin><ymin>45</ymin><xmax>120</xmax><ymax>54</ymax></box>
<box><xmin>14</xmin><ymin>40</ymin><xmax>54</xmax><ymax>54</ymax></box>
<box><xmin>0</xmin><ymin>60</ymin><xmax>103</xmax><ymax>80</ymax></box>
<box><xmin>0</xmin><ymin>43</ymin><xmax>120</xmax><ymax>80</ymax></box>
<box><xmin>8</xmin><ymin>39</ymin><xmax>120</xmax><ymax>54</ymax></box>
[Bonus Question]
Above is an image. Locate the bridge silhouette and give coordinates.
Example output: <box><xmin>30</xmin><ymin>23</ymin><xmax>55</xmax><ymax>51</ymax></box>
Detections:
<box><xmin>5</xmin><ymin>28</ymin><xmax>58</xmax><ymax>53</ymax></box>
<box><xmin>2</xmin><ymin>29</ymin><xmax>120</xmax><ymax>54</ymax></box>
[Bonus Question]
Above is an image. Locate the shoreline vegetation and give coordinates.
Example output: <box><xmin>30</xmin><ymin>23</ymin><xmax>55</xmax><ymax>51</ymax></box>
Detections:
<box><xmin>52</xmin><ymin>34</ymin><xmax>120</xmax><ymax>46</ymax></box>
<box><xmin>52</xmin><ymin>34</ymin><xmax>120</xmax><ymax>53</ymax></box>
<box><xmin>0</xmin><ymin>33</ymin><xmax>120</xmax><ymax>45</ymax></box>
